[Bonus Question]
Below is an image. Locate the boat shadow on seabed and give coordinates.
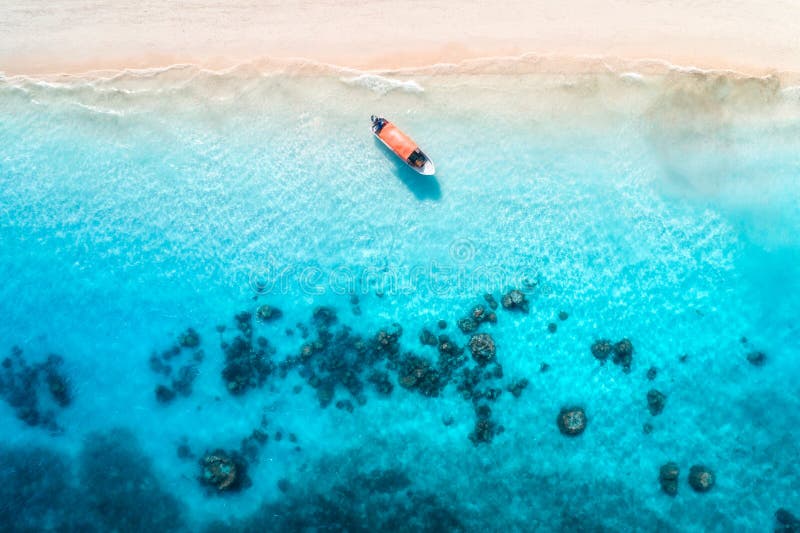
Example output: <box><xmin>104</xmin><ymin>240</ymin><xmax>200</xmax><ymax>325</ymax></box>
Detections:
<box><xmin>373</xmin><ymin>137</ymin><xmax>441</xmax><ymax>201</ymax></box>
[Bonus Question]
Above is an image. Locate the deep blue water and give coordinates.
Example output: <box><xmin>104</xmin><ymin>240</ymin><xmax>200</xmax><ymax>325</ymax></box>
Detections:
<box><xmin>1</xmin><ymin>64</ymin><xmax>799</xmax><ymax>532</ymax></box>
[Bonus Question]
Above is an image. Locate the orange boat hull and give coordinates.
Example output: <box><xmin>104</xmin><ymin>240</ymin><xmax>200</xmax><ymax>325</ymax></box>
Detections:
<box><xmin>372</xmin><ymin>118</ymin><xmax>435</xmax><ymax>175</ymax></box>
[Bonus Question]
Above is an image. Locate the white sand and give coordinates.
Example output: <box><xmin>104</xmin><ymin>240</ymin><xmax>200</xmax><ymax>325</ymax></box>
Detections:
<box><xmin>1</xmin><ymin>0</ymin><xmax>799</xmax><ymax>75</ymax></box>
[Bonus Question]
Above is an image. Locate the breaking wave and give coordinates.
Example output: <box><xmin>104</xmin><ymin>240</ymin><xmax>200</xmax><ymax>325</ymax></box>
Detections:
<box><xmin>339</xmin><ymin>73</ymin><xmax>424</xmax><ymax>94</ymax></box>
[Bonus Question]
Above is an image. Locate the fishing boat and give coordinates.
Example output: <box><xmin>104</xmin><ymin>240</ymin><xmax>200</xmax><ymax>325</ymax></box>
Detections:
<box><xmin>371</xmin><ymin>115</ymin><xmax>435</xmax><ymax>175</ymax></box>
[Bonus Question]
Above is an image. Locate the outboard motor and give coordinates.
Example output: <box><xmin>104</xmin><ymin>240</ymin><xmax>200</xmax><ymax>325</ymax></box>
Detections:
<box><xmin>371</xmin><ymin>115</ymin><xmax>386</xmax><ymax>133</ymax></box>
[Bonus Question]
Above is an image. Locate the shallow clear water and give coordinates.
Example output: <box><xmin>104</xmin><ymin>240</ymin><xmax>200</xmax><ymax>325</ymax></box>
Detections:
<box><xmin>1</xmin><ymin>63</ymin><xmax>799</xmax><ymax>531</ymax></box>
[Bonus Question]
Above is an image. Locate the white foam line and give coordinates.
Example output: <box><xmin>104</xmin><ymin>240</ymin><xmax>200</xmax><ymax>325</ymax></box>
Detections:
<box><xmin>73</xmin><ymin>102</ymin><xmax>125</xmax><ymax>117</ymax></box>
<box><xmin>2</xmin><ymin>53</ymin><xmax>799</xmax><ymax>88</ymax></box>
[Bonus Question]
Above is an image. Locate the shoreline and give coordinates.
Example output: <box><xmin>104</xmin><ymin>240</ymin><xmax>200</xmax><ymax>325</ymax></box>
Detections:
<box><xmin>4</xmin><ymin>52</ymin><xmax>800</xmax><ymax>88</ymax></box>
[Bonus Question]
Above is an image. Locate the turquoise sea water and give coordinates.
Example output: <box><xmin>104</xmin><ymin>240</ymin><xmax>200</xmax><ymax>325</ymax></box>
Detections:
<box><xmin>1</xmin><ymin>61</ymin><xmax>800</xmax><ymax>531</ymax></box>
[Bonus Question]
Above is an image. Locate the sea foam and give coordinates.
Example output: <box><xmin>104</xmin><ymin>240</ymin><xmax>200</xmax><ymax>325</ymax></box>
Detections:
<box><xmin>339</xmin><ymin>72</ymin><xmax>424</xmax><ymax>94</ymax></box>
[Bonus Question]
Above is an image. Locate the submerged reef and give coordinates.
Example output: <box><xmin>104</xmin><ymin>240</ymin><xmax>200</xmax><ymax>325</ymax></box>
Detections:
<box><xmin>506</xmin><ymin>378</ymin><xmax>529</xmax><ymax>398</ymax></box>
<box><xmin>0</xmin><ymin>446</ymin><xmax>78</xmax><ymax>532</ymax></box>
<box><xmin>204</xmin><ymin>464</ymin><xmax>463</xmax><ymax>533</ymax></box>
<box><xmin>178</xmin><ymin>327</ymin><xmax>201</xmax><ymax>349</ymax></box>
<box><xmin>256</xmin><ymin>304</ymin><xmax>283</xmax><ymax>322</ymax></box>
<box><xmin>468</xmin><ymin>333</ymin><xmax>496</xmax><ymax>365</ymax></box>
<box><xmin>775</xmin><ymin>509</ymin><xmax>800</xmax><ymax>532</ymax></box>
<box><xmin>658</xmin><ymin>462</ymin><xmax>680</xmax><ymax>496</ymax></box>
<box><xmin>557</xmin><ymin>406</ymin><xmax>587</xmax><ymax>436</ymax></box>
<box><xmin>199</xmin><ymin>449</ymin><xmax>251</xmax><ymax>493</ymax></box>
<box><xmin>688</xmin><ymin>465</ymin><xmax>716</xmax><ymax>492</ymax></box>
<box><xmin>0</xmin><ymin>284</ymin><xmax>754</xmax><ymax>531</ymax></box>
<box><xmin>590</xmin><ymin>338</ymin><xmax>635</xmax><ymax>372</ymax></box>
<box><xmin>0</xmin><ymin>429</ymin><xmax>187</xmax><ymax>532</ymax></box>
<box><xmin>0</xmin><ymin>347</ymin><xmax>72</xmax><ymax>433</ymax></box>
<box><xmin>149</xmin><ymin>328</ymin><xmax>204</xmax><ymax>403</ymax></box>
<box><xmin>613</xmin><ymin>339</ymin><xmax>634</xmax><ymax>371</ymax></box>
<box><xmin>81</xmin><ymin>429</ymin><xmax>186</xmax><ymax>531</ymax></box>
<box><xmin>221</xmin><ymin>312</ymin><xmax>277</xmax><ymax>395</ymax></box>
<box><xmin>590</xmin><ymin>339</ymin><xmax>613</xmax><ymax>362</ymax></box>
<box><xmin>747</xmin><ymin>350</ymin><xmax>767</xmax><ymax>366</ymax></box>
<box><xmin>647</xmin><ymin>389</ymin><xmax>667</xmax><ymax>416</ymax></box>
<box><xmin>500</xmin><ymin>289</ymin><xmax>529</xmax><ymax>313</ymax></box>
<box><xmin>469</xmin><ymin>404</ymin><xmax>503</xmax><ymax>445</ymax></box>
<box><xmin>204</xmin><ymin>297</ymin><xmax>519</xmax><ymax>445</ymax></box>
<box><xmin>398</xmin><ymin>354</ymin><xmax>445</xmax><ymax>397</ymax></box>
<box><xmin>456</xmin><ymin>304</ymin><xmax>497</xmax><ymax>334</ymax></box>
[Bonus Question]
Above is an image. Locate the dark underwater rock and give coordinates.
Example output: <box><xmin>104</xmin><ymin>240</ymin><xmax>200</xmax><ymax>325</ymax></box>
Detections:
<box><xmin>457</xmin><ymin>317</ymin><xmax>477</xmax><ymax>334</ymax></box>
<box><xmin>398</xmin><ymin>355</ymin><xmax>444</xmax><ymax>397</ymax></box>
<box><xmin>688</xmin><ymin>465</ymin><xmax>715</xmax><ymax>492</ymax></box>
<box><xmin>178</xmin><ymin>328</ymin><xmax>201</xmax><ymax>348</ymax></box>
<box><xmin>437</xmin><ymin>334</ymin><xmax>463</xmax><ymax>358</ymax></box>
<box><xmin>419</xmin><ymin>328</ymin><xmax>438</xmax><ymax>347</ymax></box>
<box><xmin>235</xmin><ymin>312</ymin><xmax>253</xmax><ymax>338</ymax></box>
<box><xmin>647</xmin><ymin>389</ymin><xmax>667</xmax><ymax>416</ymax></box>
<box><xmin>547</xmin><ymin>322</ymin><xmax>557</xmax><ymax>333</ymax></box>
<box><xmin>436</xmin><ymin>335</ymin><xmax>467</xmax><ymax>380</ymax></box>
<box><xmin>312</xmin><ymin>306</ymin><xmax>338</xmax><ymax>327</ymax></box>
<box><xmin>484</xmin><ymin>293</ymin><xmax>498</xmax><ymax>310</ymax></box>
<box><xmin>200</xmin><ymin>449</ymin><xmax>250</xmax><ymax>493</ymax></box>
<box><xmin>501</xmin><ymin>289</ymin><xmax>529</xmax><ymax>313</ymax></box>
<box><xmin>43</xmin><ymin>356</ymin><xmax>71</xmax><ymax>407</ymax></box>
<box><xmin>658</xmin><ymin>462</ymin><xmax>679</xmax><ymax>496</ymax></box>
<box><xmin>747</xmin><ymin>351</ymin><xmax>767</xmax><ymax>366</ymax></box>
<box><xmin>468</xmin><ymin>334</ymin><xmax>496</xmax><ymax>365</ymax></box>
<box><xmin>222</xmin><ymin>338</ymin><xmax>275</xmax><ymax>394</ymax></box>
<box><xmin>591</xmin><ymin>339</ymin><xmax>613</xmax><ymax>362</ymax></box>
<box><xmin>557</xmin><ymin>406</ymin><xmax>587</xmax><ymax>436</ymax></box>
<box><xmin>0</xmin><ymin>348</ymin><xmax>71</xmax><ymax>432</ymax></box>
<box><xmin>507</xmin><ymin>378</ymin><xmax>529</xmax><ymax>398</ymax></box>
<box><xmin>177</xmin><ymin>443</ymin><xmax>193</xmax><ymax>460</ymax></box>
<box><xmin>469</xmin><ymin>418</ymin><xmax>497</xmax><ymax>445</ymax></box>
<box><xmin>465</xmin><ymin>304</ymin><xmax>496</xmax><ymax>326</ymax></box>
<box><xmin>256</xmin><ymin>305</ymin><xmax>283</xmax><ymax>322</ymax></box>
<box><xmin>613</xmin><ymin>338</ymin><xmax>634</xmax><ymax>371</ymax></box>
<box><xmin>372</xmin><ymin>325</ymin><xmax>402</xmax><ymax>357</ymax></box>
<box><xmin>469</xmin><ymin>404</ymin><xmax>501</xmax><ymax>445</ymax></box>
<box><xmin>646</xmin><ymin>366</ymin><xmax>658</xmax><ymax>380</ymax></box>
<box><xmin>775</xmin><ymin>508</ymin><xmax>800</xmax><ymax>532</ymax></box>
<box><xmin>316</xmin><ymin>381</ymin><xmax>335</xmax><ymax>408</ymax></box>
<box><xmin>155</xmin><ymin>385</ymin><xmax>176</xmax><ymax>403</ymax></box>
<box><xmin>172</xmin><ymin>364</ymin><xmax>199</xmax><ymax>397</ymax></box>
<box><xmin>368</xmin><ymin>371</ymin><xmax>394</xmax><ymax>396</ymax></box>
<box><xmin>336</xmin><ymin>399</ymin><xmax>355</xmax><ymax>412</ymax></box>
<box><xmin>221</xmin><ymin>312</ymin><xmax>276</xmax><ymax>395</ymax></box>
<box><xmin>470</xmin><ymin>305</ymin><xmax>487</xmax><ymax>322</ymax></box>
<box><xmin>558</xmin><ymin>311</ymin><xmax>569</xmax><ymax>321</ymax></box>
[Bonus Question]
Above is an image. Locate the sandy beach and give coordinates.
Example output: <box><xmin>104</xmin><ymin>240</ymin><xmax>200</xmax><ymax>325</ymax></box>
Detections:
<box><xmin>2</xmin><ymin>0</ymin><xmax>799</xmax><ymax>76</ymax></box>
